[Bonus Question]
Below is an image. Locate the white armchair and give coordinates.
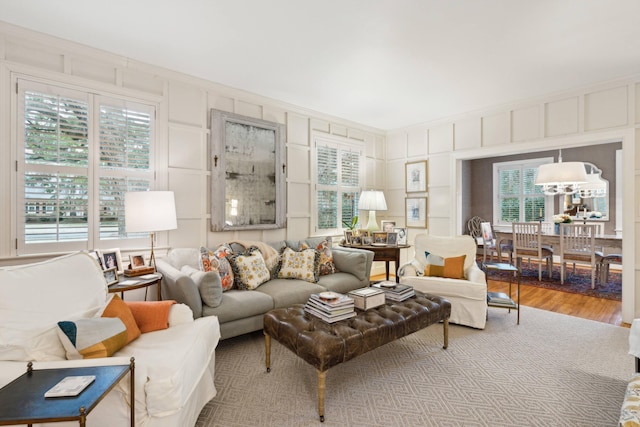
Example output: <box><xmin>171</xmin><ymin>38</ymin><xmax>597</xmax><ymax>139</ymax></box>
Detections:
<box><xmin>399</xmin><ymin>234</ymin><xmax>487</xmax><ymax>329</ymax></box>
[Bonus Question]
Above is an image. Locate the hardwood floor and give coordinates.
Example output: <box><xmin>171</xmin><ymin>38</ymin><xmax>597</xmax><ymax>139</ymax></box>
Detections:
<box><xmin>487</xmin><ymin>278</ymin><xmax>626</xmax><ymax>327</ymax></box>
<box><xmin>375</xmin><ymin>274</ymin><xmax>626</xmax><ymax>327</ymax></box>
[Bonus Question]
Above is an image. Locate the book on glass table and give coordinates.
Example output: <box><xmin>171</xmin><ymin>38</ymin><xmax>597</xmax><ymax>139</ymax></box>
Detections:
<box><xmin>44</xmin><ymin>375</ymin><xmax>96</xmax><ymax>398</ymax></box>
<box><xmin>487</xmin><ymin>292</ymin><xmax>517</xmax><ymax>308</ymax></box>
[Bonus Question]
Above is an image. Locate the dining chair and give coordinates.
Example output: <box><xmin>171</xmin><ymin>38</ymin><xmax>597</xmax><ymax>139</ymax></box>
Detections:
<box><xmin>512</xmin><ymin>222</ymin><xmax>553</xmax><ymax>281</ymax></box>
<box><xmin>480</xmin><ymin>221</ymin><xmax>512</xmax><ymax>264</ymax></box>
<box><xmin>559</xmin><ymin>223</ymin><xmax>602</xmax><ymax>289</ymax></box>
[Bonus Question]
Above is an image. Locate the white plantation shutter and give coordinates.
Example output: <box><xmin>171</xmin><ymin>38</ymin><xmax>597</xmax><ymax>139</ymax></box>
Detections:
<box><xmin>17</xmin><ymin>79</ymin><xmax>155</xmax><ymax>254</ymax></box>
<box><xmin>495</xmin><ymin>159</ymin><xmax>550</xmax><ymax>225</ymax></box>
<box><xmin>314</xmin><ymin>138</ymin><xmax>363</xmax><ymax>234</ymax></box>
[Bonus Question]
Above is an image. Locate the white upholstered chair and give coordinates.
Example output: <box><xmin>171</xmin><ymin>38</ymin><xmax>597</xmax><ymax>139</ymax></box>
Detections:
<box><xmin>398</xmin><ymin>234</ymin><xmax>487</xmax><ymax>329</ymax></box>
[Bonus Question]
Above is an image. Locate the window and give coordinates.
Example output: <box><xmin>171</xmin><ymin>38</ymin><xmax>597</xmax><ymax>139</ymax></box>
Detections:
<box><xmin>313</xmin><ymin>136</ymin><xmax>364</xmax><ymax>235</ymax></box>
<box><xmin>17</xmin><ymin>79</ymin><xmax>155</xmax><ymax>254</ymax></box>
<box><xmin>493</xmin><ymin>158</ymin><xmax>552</xmax><ymax>225</ymax></box>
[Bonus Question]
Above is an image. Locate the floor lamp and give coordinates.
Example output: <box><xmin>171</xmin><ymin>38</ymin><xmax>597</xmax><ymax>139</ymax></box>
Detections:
<box><xmin>125</xmin><ymin>191</ymin><xmax>177</xmax><ymax>270</ymax></box>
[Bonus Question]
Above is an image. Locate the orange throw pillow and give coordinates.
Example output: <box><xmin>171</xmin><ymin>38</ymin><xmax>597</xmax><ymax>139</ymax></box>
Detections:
<box><xmin>101</xmin><ymin>294</ymin><xmax>141</xmax><ymax>344</ymax></box>
<box><xmin>125</xmin><ymin>300</ymin><xmax>176</xmax><ymax>333</ymax></box>
<box><xmin>424</xmin><ymin>253</ymin><xmax>466</xmax><ymax>279</ymax></box>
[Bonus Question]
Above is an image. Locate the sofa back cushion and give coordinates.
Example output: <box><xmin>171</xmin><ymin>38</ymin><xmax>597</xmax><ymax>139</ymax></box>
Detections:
<box><xmin>0</xmin><ymin>252</ymin><xmax>108</xmax><ymax>361</ymax></box>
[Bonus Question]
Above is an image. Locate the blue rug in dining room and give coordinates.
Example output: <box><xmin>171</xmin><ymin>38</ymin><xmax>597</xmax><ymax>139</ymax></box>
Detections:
<box><xmin>482</xmin><ymin>262</ymin><xmax>622</xmax><ymax>301</ymax></box>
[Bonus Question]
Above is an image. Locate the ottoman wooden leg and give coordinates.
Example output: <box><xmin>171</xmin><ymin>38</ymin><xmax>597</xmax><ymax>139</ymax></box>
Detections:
<box><xmin>264</xmin><ymin>332</ymin><xmax>271</xmax><ymax>373</ymax></box>
<box><xmin>317</xmin><ymin>369</ymin><xmax>326</xmax><ymax>422</ymax></box>
<box><xmin>443</xmin><ymin>317</ymin><xmax>449</xmax><ymax>349</ymax></box>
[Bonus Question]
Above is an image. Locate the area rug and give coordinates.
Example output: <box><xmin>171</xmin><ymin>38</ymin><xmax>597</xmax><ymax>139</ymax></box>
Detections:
<box><xmin>481</xmin><ymin>260</ymin><xmax>622</xmax><ymax>301</ymax></box>
<box><xmin>196</xmin><ymin>306</ymin><xmax>632</xmax><ymax>427</ymax></box>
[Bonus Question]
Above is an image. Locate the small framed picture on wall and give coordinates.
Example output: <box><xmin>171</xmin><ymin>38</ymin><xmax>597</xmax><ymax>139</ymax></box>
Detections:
<box><xmin>406</xmin><ymin>197</ymin><xmax>428</xmax><ymax>228</ymax></box>
<box><xmin>405</xmin><ymin>160</ymin><xmax>427</xmax><ymax>193</ymax></box>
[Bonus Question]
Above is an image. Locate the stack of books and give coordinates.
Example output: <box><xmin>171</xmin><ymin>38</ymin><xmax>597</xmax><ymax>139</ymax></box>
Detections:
<box><xmin>305</xmin><ymin>292</ymin><xmax>356</xmax><ymax>323</ymax></box>
<box><xmin>372</xmin><ymin>281</ymin><xmax>415</xmax><ymax>302</ymax></box>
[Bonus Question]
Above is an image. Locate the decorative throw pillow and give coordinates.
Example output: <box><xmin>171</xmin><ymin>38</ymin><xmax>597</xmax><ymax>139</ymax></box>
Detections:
<box><xmin>199</xmin><ymin>245</ymin><xmax>235</xmax><ymax>291</ymax></box>
<box><xmin>424</xmin><ymin>251</ymin><xmax>466</xmax><ymax>279</ymax></box>
<box><xmin>125</xmin><ymin>300</ymin><xmax>177</xmax><ymax>333</ymax></box>
<box><xmin>100</xmin><ymin>294</ymin><xmax>141</xmax><ymax>344</ymax></box>
<box><xmin>181</xmin><ymin>265</ymin><xmax>223</xmax><ymax>307</ymax></box>
<box><xmin>276</xmin><ymin>246</ymin><xmax>320</xmax><ymax>283</ymax></box>
<box><xmin>227</xmin><ymin>246</ymin><xmax>271</xmax><ymax>290</ymax></box>
<box><xmin>56</xmin><ymin>317</ymin><xmax>128</xmax><ymax>360</ymax></box>
<box><xmin>300</xmin><ymin>238</ymin><xmax>336</xmax><ymax>276</ymax></box>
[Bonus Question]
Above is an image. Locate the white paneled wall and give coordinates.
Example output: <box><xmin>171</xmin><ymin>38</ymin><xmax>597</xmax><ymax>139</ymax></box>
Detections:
<box><xmin>0</xmin><ymin>22</ymin><xmax>385</xmax><ymax>263</ymax></box>
<box><xmin>389</xmin><ymin>77</ymin><xmax>640</xmax><ymax>323</ymax></box>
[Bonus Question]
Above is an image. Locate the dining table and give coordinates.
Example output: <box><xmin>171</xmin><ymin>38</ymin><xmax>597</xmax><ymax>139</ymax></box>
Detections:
<box><xmin>493</xmin><ymin>229</ymin><xmax>622</xmax><ymax>261</ymax></box>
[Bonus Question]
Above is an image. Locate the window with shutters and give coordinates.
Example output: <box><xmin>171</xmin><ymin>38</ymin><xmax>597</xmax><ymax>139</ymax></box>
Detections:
<box><xmin>313</xmin><ymin>136</ymin><xmax>364</xmax><ymax>235</ymax></box>
<box><xmin>17</xmin><ymin>79</ymin><xmax>155</xmax><ymax>254</ymax></box>
<box><xmin>493</xmin><ymin>158</ymin><xmax>553</xmax><ymax>226</ymax></box>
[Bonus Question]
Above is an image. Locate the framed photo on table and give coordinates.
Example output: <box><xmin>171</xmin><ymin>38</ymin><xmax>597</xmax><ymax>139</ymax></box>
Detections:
<box><xmin>129</xmin><ymin>254</ymin><xmax>146</xmax><ymax>269</ymax></box>
<box><xmin>394</xmin><ymin>227</ymin><xmax>408</xmax><ymax>245</ymax></box>
<box><xmin>103</xmin><ymin>267</ymin><xmax>118</xmax><ymax>286</ymax></box>
<box><xmin>372</xmin><ymin>232</ymin><xmax>388</xmax><ymax>245</ymax></box>
<box><xmin>387</xmin><ymin>232</ymin><xmax>398</xmax><ymax>246</ymax></box>
<box><xmin>405</xmin><ymin>160</ymin><xmax>427</xmax><ymax>193</ymax></box>
<box><xmin>406</xmin><ymin>197</ymin><xmax>428</xmax><ymax>228</ymax></box>
<box><xmin>381</xmin><ymin>221</ymin><xmax>396</xmax><ymax>233</ymax></box>
<box><xmin>99</xmin><ymin>249</ymin><xmax>123</xmax><ymax>273</ymax></box>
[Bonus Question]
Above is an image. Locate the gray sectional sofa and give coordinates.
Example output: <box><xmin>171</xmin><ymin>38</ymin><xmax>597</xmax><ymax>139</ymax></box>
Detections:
<box><xmin>156</xmin><ymin>238</ymin><xmax>374</xmax><ymax>339</ymax></box>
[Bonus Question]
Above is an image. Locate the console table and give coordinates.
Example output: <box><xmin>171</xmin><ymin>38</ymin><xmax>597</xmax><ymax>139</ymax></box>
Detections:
<box><xmin>341</xmin><ymin>244</ymin><xmax>410</xmax><ymax>282</ymax></box>
<box><xmin>0</xmin><ymin>359</ymin><xmax>134</xmax><ymax>426</ymax></box>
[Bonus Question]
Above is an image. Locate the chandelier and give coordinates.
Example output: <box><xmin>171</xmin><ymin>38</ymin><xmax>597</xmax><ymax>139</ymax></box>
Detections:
<box><xmin>534</xmin><ymin>150</ymin><xmax>587</xmax><ymax>195</ymax></box>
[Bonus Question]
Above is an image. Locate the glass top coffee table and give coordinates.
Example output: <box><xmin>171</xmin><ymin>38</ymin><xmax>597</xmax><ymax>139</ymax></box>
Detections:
<box><xmin>0</xmin><ymin>358</ymin><xmax>134</xmax><ymax>426</ymax></box>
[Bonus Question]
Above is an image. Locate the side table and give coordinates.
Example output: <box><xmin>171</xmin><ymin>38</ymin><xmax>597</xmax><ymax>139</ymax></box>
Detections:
<box><xmin>108</xmin><ymin>273</ymin><xmax>162</xmax><ymax>301</ymax></box>
<box><xmin>484</xmin><ymin>262</ymin><xmax>521</xmax><ymax>325</ymax></box>
<box><xmin>0</xmin><ymin>358</ymin><xmax>134</xmax><ymax>426</ymax></box>
<box><xmin>340</xmin><ymin>244</ymin><xmax>411</xmax><ymax>282</ymax></box>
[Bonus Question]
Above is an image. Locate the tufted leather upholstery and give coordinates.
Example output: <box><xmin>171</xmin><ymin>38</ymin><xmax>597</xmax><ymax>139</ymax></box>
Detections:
<box><xmin>263</xmin><ymin>293</ymin><xmax>451</xmax><ymax>372</ymax></box>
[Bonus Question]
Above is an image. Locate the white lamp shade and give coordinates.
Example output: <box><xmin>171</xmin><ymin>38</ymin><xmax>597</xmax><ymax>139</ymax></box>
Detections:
<box><xmin>125</xmin><ymin>191</ymin><xmax>177</xmax><ymax>233</ymax></box>
<box><xmin>358</xmin><ymin>190</ymin><xmax>387</xmax><ymax>211</ymax></box>
<box><xmin>535</xmin><ymin>162</ymin><xmax>588</xmax><ymax>185</ymax></box>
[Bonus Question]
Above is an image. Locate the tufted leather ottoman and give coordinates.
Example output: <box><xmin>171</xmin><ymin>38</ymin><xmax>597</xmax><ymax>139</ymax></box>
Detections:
<box><xmin>263</xmin><ymin>292</ymin><xmax>451</xmax><ymax>422</ymax></box>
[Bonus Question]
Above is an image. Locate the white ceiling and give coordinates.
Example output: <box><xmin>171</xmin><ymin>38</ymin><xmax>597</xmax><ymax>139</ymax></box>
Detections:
<box><xmin>2</xmin><ymin>0</ymin><xmax>640</xmax><ymax>130</ymax></box>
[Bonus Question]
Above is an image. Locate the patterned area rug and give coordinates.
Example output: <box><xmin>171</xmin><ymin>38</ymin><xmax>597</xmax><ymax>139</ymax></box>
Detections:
<box><xmin>481</xmin><ymin>260</ymin><xmax>622</xmax><ymax>301</ymax></box>
<box><xmin>196</xmin><ymin>306</ymin><xmax>631</xmax><ymax>427</ymax></box>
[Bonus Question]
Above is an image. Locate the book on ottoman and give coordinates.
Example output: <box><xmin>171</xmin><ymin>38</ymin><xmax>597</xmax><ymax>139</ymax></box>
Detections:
<box><xmin>348</xmin><ymin>287</ymin><xmax>386</xmax><ymax>310</ymax></box>
<box><xmin>372</xmin><ymin>281</ymin><xmax>415</xmax><ymax>302</ymax></box>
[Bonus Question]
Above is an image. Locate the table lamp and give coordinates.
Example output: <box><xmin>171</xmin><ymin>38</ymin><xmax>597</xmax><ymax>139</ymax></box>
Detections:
<box><xmin>125</xmin><ymin>191</ymin><xmax>177</xmax><ymax>270</ymax></box>
<box><xmin>358</xmin><ymin>190</ymin><xmax>387</xmax><ymax>231</ymax></box>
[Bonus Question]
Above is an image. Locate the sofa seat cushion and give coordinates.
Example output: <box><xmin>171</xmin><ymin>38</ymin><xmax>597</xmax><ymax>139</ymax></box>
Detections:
<box><xmin>113</xmin><ymin>316</ymin><xmax>220</xmax><ymax>418</ymax></box>
<box><xmin>202</xmin><ymin>290</ymin><xmax>274</xmax><ymax>323</ymax></box>
<box><xmin>317</xmin><ymin>272</ymin><xmax>367</xmax><ymax>294</ymax></box>
<box><xmin>255</xmin><ymin>278</ymin><xmax>325</xmax><ymax>308</ymax></box>
<box><xmin>400</xmin><ymin>276</ymin><xmax>486</xmax><ymax>301</ymax></box>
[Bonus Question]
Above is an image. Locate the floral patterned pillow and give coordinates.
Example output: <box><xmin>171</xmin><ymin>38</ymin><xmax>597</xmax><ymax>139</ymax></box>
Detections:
<box><xmin>227</xmin><ymin>246</ymin><xmax>270</xmax><ymax>290</ymax></box>
<box><xmin>276</xmin><ymin>246</ymin><xmax>320</xmax><ymax>283</ymax></box>
<box><xmin>300</xmin><ymin>238</ymin><xmax>336</xmax><ymax>276</ymax></box>
<box><xmin>199</xmin><ymin>246</ymin><xmax>235</xmax><ymax>291</ymax></box>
